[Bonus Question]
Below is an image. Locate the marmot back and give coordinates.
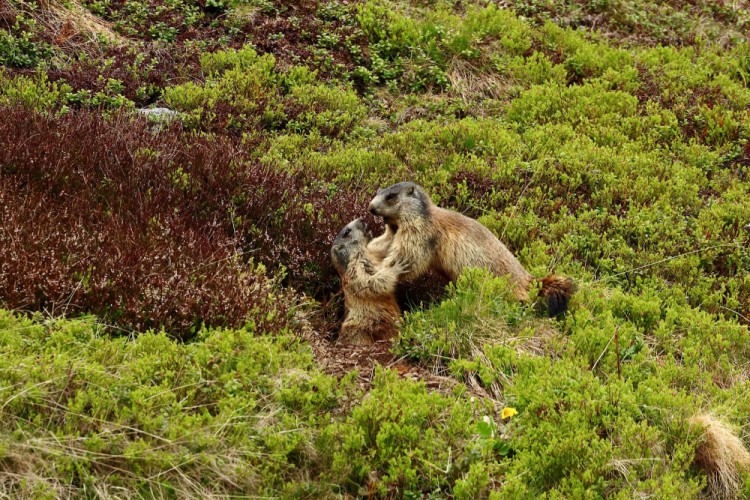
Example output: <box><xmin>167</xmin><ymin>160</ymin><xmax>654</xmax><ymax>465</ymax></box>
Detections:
<box><xmin>368</xmin><ymin>182</ymin><xmax>574</xmax><ymax>316</ymax></box>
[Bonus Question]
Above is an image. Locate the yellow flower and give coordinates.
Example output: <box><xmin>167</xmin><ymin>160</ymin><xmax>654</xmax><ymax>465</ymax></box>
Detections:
<box><xmin>501</xmin><ymin>407</ymin><xmax>518</xmax><ymax>419</ymax></box>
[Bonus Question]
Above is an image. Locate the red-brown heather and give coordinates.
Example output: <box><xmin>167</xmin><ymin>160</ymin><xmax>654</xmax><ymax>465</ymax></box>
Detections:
<box><xmin>0</xmin><ymin>106</ymin><xmax>372</xmax><ymax>337</ymax></box>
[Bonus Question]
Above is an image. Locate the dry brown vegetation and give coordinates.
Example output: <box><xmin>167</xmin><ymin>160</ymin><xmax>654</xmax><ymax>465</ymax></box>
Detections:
<box><xmin>689</xmin><ymin>413</ymin><xmax>750</xmax><ymax>498</ymax></box>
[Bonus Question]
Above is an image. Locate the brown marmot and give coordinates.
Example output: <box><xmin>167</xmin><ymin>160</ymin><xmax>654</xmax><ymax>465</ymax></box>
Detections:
<box><xmin>331</xmin><ymin>218</ymin><xmax>407</xmax><ymax>345</ymax></box>
<box><xmin>367</xmin><ymin>182</ymin><xmax>574</xmax><ymax>316</ymax></box>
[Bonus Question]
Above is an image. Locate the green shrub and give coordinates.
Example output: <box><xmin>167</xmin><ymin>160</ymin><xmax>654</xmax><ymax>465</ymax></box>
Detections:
<box><xmin>287</xmin><ymin>83</ymin><xmax>366</xmax><ymax>137</ymax></box>
<box><xmin>200</xmin><ymin>44</ymin><xmax>272</xmax><ymax>76</ymax></box>
<box><xmin>357</xmin><ymin>1</ymin><xmax>537</xmax><ymax>91</ymax></box>
<box><xmin>460</xmin><ymin>4</ymin><xmax>533</xmax><ymax>57</ymax></box>
<box><xmin>395</xmin><ymin>269</ymin><xmax>542</xmax><ymax>367</ymax></box>
<box><xmin>506</xmin><ymin>81</ymin><xmax>638</xmax><ymax>131</ymax></box>
<box><xmin>0</xmin><ymin>73</ymin><xmax>73</xmax><ymax>112</ymax></box>
<box><xmin>164</xmin><ymin>46</ymin><xmax>284</xmax><ymax>131</ymax></box>
<box><xmin>0</xmin><ymin>310</ymin><xmax>341</xmax><ymax>496</ymax></box>
<box><xmin>164</xmin><ymin>45</ymin><xmax>364</xmax><ymax>136</ymax></box>
<box><xmin>319</xmin><ymin>368</ymin><xmax>503</xmax><ymax>497</ymax></box>
<box><xmin>0</xmin><ymin>27</ymin><xmax>54</xmax><ymax>67</ymax></box>
<box><xmin>500</xmin><ymin>355</ymin><xmax>704</xmax><ymax>497</ymax></box>
<box><xmin>540</xmin><ymin>22</ymin><xmax>633</xmax><ymax>82</ymax></box>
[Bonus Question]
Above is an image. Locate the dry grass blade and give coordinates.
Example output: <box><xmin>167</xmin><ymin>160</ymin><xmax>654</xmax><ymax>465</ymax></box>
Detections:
<box><xmin>447</xmin><ymin>57</ymin><xmax>512</xmax><ymax>103</ymax></box>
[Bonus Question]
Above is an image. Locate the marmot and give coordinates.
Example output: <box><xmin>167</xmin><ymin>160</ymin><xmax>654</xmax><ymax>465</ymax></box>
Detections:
<box><xmin>367</xmin><ymin>182</ymin><xmax>574</xmax><ymax>316</ymax></box>
<box><xmin>331</xmin><ymin>218</ymin><xmax>407</xmax><ymax>345</ymax></box>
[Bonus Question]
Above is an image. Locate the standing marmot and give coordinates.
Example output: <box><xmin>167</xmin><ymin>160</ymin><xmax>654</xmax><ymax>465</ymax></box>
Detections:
<box><xmin>367</xmin><ymin>182</ymin><xmax>574</xmax><ymax>316</ymax></box>
<box><xmin>331</xmin><ymin>218</ymin><xmax>407</xmax><ymax>345</ymax></box>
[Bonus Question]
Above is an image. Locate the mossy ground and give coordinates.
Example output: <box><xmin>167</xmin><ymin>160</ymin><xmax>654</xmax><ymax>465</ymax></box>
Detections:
<box><xmin>1</xmin><ymin>0</ymin><xmax>750</xmax><ymax>496</ymax></box>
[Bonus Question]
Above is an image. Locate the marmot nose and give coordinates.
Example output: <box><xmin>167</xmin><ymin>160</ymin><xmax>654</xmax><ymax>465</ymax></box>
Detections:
<box><xmin>368</xmin><ymin>203</ymin><xmax>378</xmax><ymax>215</ymax></box>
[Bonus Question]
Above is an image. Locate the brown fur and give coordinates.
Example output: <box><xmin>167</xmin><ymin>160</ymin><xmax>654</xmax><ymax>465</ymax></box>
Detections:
<box><xmin>331</xmin><ymin>219</ymin><xmax>405</xmax><ymax>345</ymax></box>
<box><xmin>368</xmin><ymin>182</ymin><xmax>574</xmax><ymax>316</ymax></box>
<box><xmin>538</xmin><ymin>274</ymin><xmax>576</xmax><ymax>317</ymax></box>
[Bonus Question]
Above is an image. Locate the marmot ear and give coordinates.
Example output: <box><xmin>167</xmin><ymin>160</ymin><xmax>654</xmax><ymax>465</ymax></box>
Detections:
<box><xmin>407</xmin><ymin>185</ymin><xmax>415</xmax><ymax>196</ymax></box>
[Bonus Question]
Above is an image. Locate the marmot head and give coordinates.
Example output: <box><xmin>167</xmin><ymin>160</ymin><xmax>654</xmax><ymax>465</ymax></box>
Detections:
<box><xmin>368</xmin><ymin>182</ymin><xmax>432</xmax><ymax>226</ymax></box>
<box><xmin>331</xmin><ymin>218</ymin><xmax>373</xmax><ymax>274</ymax></box>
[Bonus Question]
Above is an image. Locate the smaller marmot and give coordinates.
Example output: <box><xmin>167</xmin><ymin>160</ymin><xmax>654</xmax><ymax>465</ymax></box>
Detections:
<box><xmin>331</xmin><ymin>218</ymin><xmax>407</xmax><ymax>345</ymax></box>
<box><xmin>368</xmin><ymin>182</ymin><xmax>574</xmax><ymax>316</ymax></box>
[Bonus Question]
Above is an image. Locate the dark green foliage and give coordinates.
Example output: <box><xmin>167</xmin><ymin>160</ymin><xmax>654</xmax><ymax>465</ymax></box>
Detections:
<box><xmin>0</xmin><ymin>7</ymin><xmax>56</xmax><ymax>68</ymax></box>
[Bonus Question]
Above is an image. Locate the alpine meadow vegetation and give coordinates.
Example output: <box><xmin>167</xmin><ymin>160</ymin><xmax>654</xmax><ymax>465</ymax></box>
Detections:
<box><xmin>1</xmin><ymin>0</ymin><xmax>750</xmax><ymax>497</ymax></box>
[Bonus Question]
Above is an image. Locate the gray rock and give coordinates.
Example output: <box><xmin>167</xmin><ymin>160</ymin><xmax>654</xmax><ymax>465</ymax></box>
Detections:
<box><xmin>137</xmin><ymin>107</ymin><xmax>179</xmax><ymax>122</ymax></box>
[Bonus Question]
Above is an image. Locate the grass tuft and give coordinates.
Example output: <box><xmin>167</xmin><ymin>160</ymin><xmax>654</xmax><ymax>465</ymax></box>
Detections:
<box><xmin>689</xmin><ymin>413</ymin><xmax>750</xmax><ymax>498</ymax></box>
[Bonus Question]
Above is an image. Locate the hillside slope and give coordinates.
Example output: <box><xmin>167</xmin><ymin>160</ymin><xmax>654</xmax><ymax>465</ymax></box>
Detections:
<box><xmin>1</xmin><ymin>0</ymin><xmax>750</xmax><ymax>496</ymax></box>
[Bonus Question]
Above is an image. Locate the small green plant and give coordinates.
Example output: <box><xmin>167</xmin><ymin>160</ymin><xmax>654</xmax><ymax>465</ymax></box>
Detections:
<box><xmin>287</xmin><ymin>83</ymin><xmax>366</xmax><ymax>137</ymax></box>
<box><xmin>0</xmin><ymin>72</ymin><xmax>73</xmax><ymax>112</ymax></box>
<box><xmin>0</xmin><ymin>27</ymin><xmax>54</xmax><ymax>67</ymax></box>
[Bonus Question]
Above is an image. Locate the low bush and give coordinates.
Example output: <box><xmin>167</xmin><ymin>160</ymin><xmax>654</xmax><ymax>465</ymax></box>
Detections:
<box><xmin>0</xmin><ymin>106</ymin><xmax>374</xmax><ymax>337</ymax></box>
<box><xmin>356</xmin><ymin>1</ymin><xmax>539</xmax><ymax>91</ymax></box>
<box><xmin>0</xmin><ymin>27</ymin><xmax>54</xmax><ymax>68</ymax></box>
<box><xmin>164</xmin><ymin>45</ymin><xmax>366</xmax><ymax>137</ymax></box>
<box><xmin>318</xmin><ymin>368</ymin><xmax>501</xmax><ymax>497</ymax></box>
<box><xmin>0</xmin><ymin>310</ymin><xmax>344</xmax><ymax>496</ymax></box>
<box><xmin>0</xmin><ymin>72</ymin><xmax>75</xmax><ymax>112</ymax></box>
<box><xmin>0</xmin><ymin>7</ymin><xmax>57</xmax><ymax>68</ymax></box>
<box><xmin>512</xmin><ymin>0</ymin><xmax>750</xmax><ymax>47</ymax></box>
<box><xmin>394</xmin><ymin>270</ymin><xmax>750</xmax><ymax>496</ymax></box>
<box><xmin>395</xmin><ymin>270</ymin><xmax>545</xmax><ymax>369</ymax></box>
<box><xmin>0</xmin><ymin>311</ymin><xmax>517</xmax><ymax>497</ymax></box>
<box><xmin>2</xmin><ymin>0</ymin><xmax>750</xmax><ymax>495</ymax></box>
<box><xmin>0</xmin><ymin>106</ymin><xmax>289</xmax><ymax>337</ymax></box>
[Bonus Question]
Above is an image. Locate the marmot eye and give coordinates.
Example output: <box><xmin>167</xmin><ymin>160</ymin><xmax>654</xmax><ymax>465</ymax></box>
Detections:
<box><xmin>343</xmin><ymin>228</ymin><xmax>351</xmax><ymax>237</ymax></box>
<box><xmin>385</xmin><ymin>192</ymin><xmax>397</xmax><ymax>201</ymax></box>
